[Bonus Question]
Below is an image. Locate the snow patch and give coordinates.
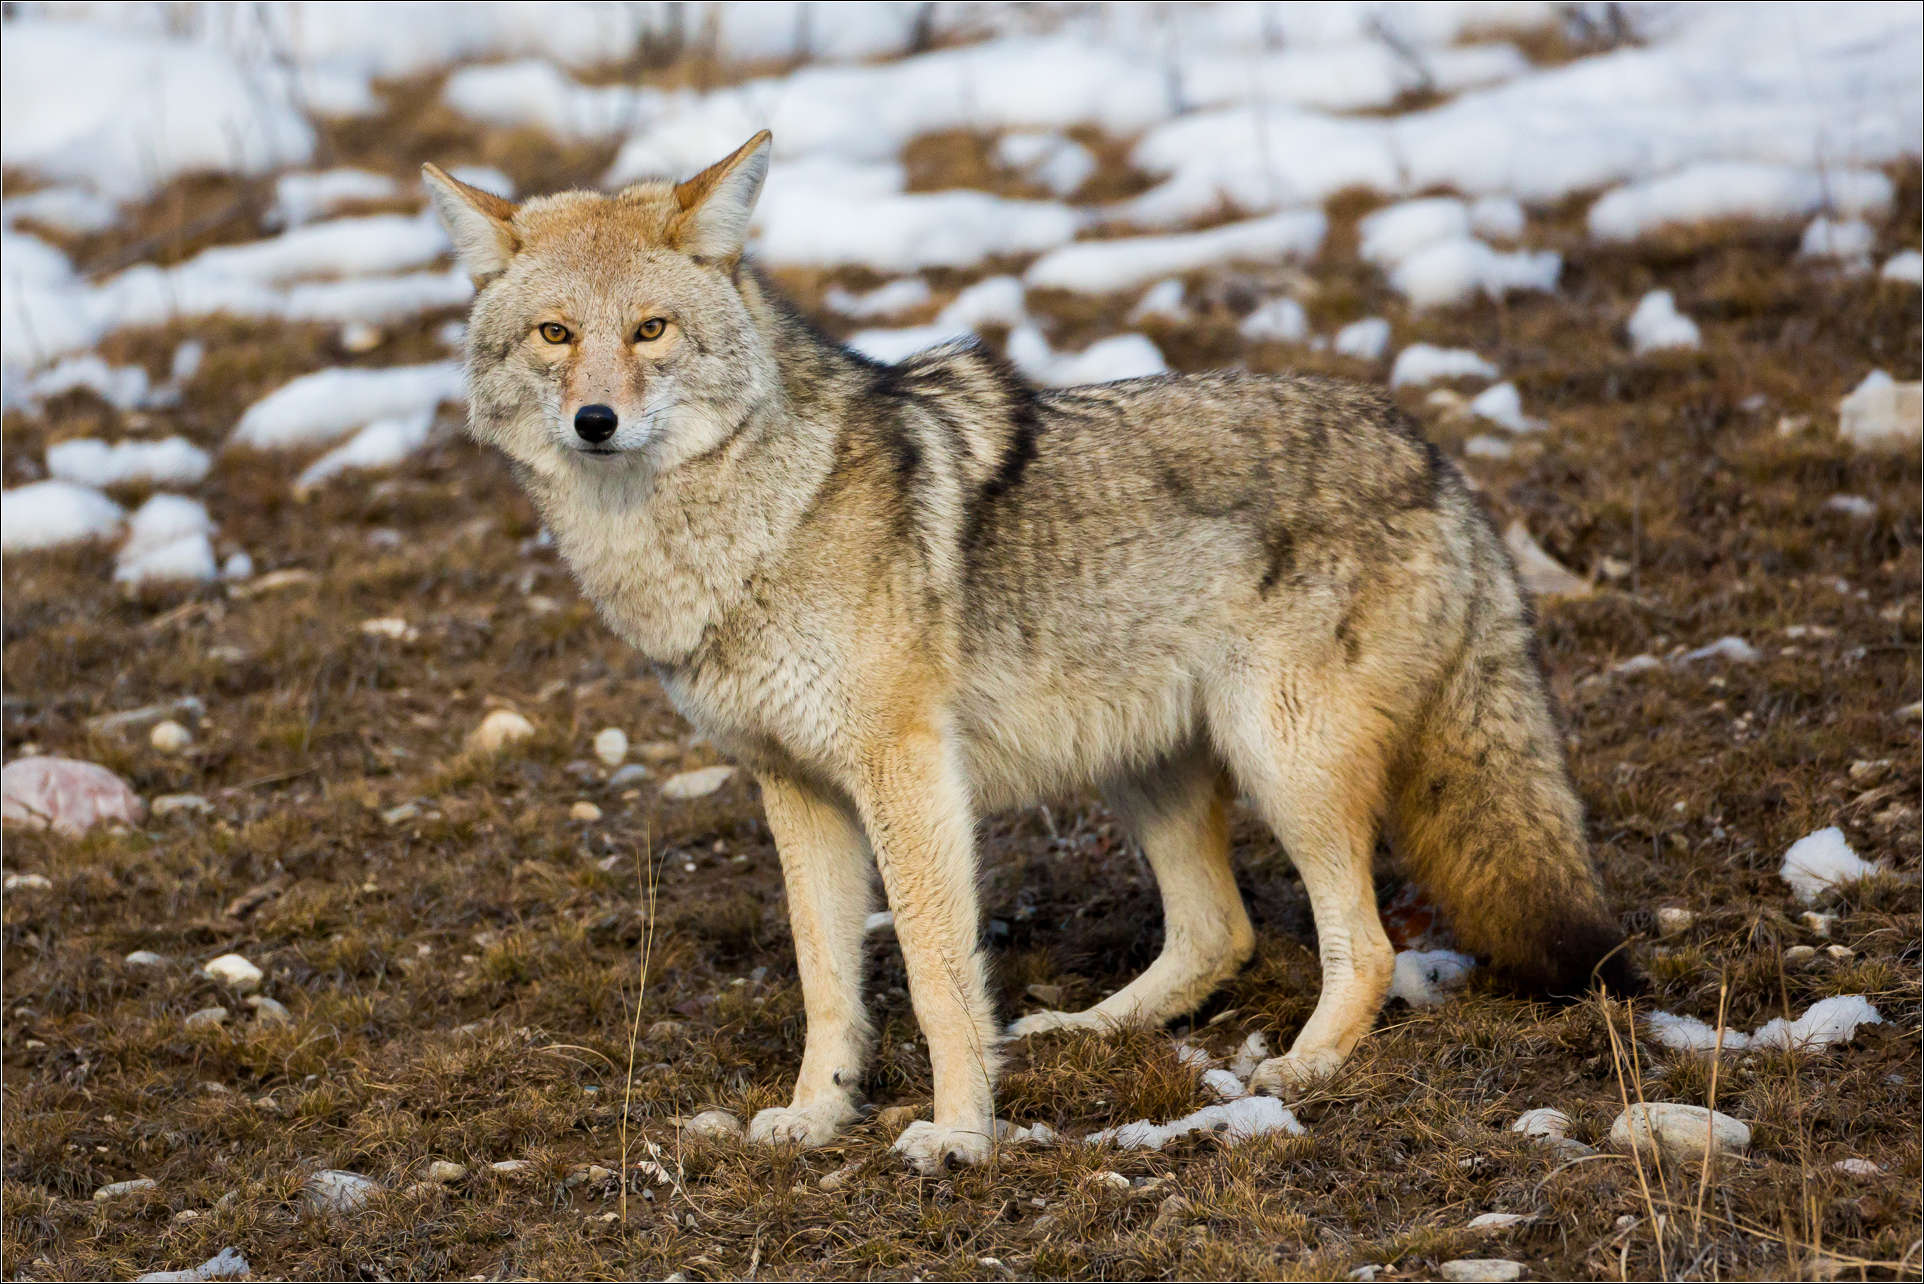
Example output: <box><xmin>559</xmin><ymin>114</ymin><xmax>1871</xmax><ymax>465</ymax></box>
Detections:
<box><xmin>1086</xmin><ymin>1094</ymin><xmax>1304</xmax><ymax>1150</ymax></box>
<box><xmin>1628</xmin><ymin>290</ymin><xmax>1702</xmax><ymax>354</ymax></box>
<box><xmin>1780</xmin><ymin>827</ymin><xmax>1886</xmax><ymax>903</ymax></box>
<box><xmin>232</xmin><ymin>363</ymin><xmax>464</xmax><ymax>451</ymax></box>
<box><xmin>1645</xmin><ymin>996</ymin><xmax>1883</xmax><ymax>1054</ymax></box>
<box><xmin>1390</xmin><ymin>949</ymin><xmax>1476</xmax><ymax>1008</ymax></box>
<box><xmin>48</xmin><ymin>438</ymin><xmax>211</xmax><ymax>489</ymax></box>
<box><xmin>1389</xmin><ymin>344</ymin><xmax>1497</xmax><ymax>388</ymax></box>
<box><xmin>1024</xmin><ymin>212</ymin><xmax>1325</xmax><ymax>295</ymax></box>
<box><xmin>1</xmin><ymin>480</ymin><xmax>124</xmax><ymax>552</ymax></box>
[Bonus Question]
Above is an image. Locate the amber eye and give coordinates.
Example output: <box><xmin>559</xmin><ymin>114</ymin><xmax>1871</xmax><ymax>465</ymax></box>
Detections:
<box><xmin>537</xmin><ymin>322</ymin><xmax>571</xmax><ymax>344</ymax></box>
<box><xmin>635</xmin><ymin>317</ymin><xmax>667</xmax><ymax>342</ymax></box>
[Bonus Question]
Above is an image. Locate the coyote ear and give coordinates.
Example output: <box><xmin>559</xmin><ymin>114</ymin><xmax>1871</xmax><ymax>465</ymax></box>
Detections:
<box><xmin>422</xmin><ymin>163</ymin><xmax>520</xmax><ymax>285</ymax></box>
<box><xmin>669</xmin><ymin>130</ymin><xmax>771</xmax><ymax>264</ymax></box>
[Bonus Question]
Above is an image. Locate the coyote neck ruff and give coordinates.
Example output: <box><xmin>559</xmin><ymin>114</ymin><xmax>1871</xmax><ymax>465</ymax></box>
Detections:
<box><xmin>426</xmin><ymin>132</ymin><xmax>1636</xmax><ymax>1174</ymax></box>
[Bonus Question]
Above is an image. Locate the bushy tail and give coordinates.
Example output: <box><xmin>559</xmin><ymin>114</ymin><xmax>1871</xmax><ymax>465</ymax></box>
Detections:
<box><xmin>1389</xmin><ymin>586</ymin><xmax>1640</xmax><ymax>997</ymax></box>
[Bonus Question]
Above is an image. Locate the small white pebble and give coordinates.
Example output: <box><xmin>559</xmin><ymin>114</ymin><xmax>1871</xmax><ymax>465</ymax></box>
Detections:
<box><xmin>593</xmin><ymin>727</ymin><xmax>629</xmax><ymax>767</ymax></box>
<box><xmin>201</xmin><ymin>953</ymin><xmax>263</xmax><ymax>993</ymax></box>
<box><xmin>570</xmin><ymin>801</ymin><xmax>603</xmax><ymax>822</ymax></box>
<box><xmin>150</xmin><ymin>720</ymin><xmax>192</xmax><ymax>753</ymax></box>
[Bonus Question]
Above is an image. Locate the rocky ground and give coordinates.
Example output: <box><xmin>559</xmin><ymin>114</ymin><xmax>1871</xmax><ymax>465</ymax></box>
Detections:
<box><xmin>4</xmin><ymin>20</ymin><xmax>1921</xmax><ymax>1284</ymax></box>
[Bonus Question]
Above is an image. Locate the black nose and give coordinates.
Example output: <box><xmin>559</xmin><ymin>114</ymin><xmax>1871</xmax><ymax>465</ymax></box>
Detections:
<box><xmin>574</xmin><ymin>404</ymin><xmax>618</xmax><ymax>443</ymax></box>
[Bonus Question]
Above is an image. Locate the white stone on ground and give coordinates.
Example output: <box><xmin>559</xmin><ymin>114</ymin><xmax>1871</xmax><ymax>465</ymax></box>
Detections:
<box><xmin>1610</xmin><ymin>1103</ymin><xmax>1749</xmax><ymax>1163</ymax></box>
<box><xmin>684</xmin><ymin>1109</ymin><xmax>743</xmax><ymax>1139</ymax></box>
<box><xmin>1656</xmin><ymin>907</ymin><xmax>1696</xmax><ymax>937</ymax></box>
<box><xmin>152</xmin><ymin>794</ymin><xmax>211</xmax><ymax>817</ymax></box>
<box><xmin>1468</xmin><ymin>1212</ymin><xmax>1530</xmax><ymax>1231</ymax></box>
<box><xmin>661</xmin><ymin>765</ymin><xmax>737</xmax><ymax>801</ymax></box>
<box><xmin>1439</xmin><ymin>1259</ymin><xmax>1524</xmax><ymax>1282</ymax></box>
<box><xmin>569</xmin><ymin>801</ymin><xmax>602</xmax><ymax>822</ymax></box>
<box><xmin>125</xmin><ymin>950</ymin><xmax>168</xmax><ymax>968</ymax></box>
<box><xmin>201</xmin><ymin>953</ymin><xmax>263</xmax><ymax>993</ymax></box>
<box><xmin>592</xmin><ymin>727</ymin><xmax>628</xmax><ymax>767</ymax></box>
<box><xmin>1679</xmin><ymin>636</ymin><xmax>1757</xmax><ymax>664</ymax></box>
<box><xmin>1825</xmin><ymin>494</ymin><xmax>1876</xmax><ymax>520</ymax></box>
<box><xmin>466</xmin><ymin>708</ymin><xmax>535</xmax><ymax>754</ymax></box>
<box><xmin>185</xmin><ymin>1006</ymin><xmax>229</xmax><ymax>1030</ymax></box>
<box><xmin>134</xmin><ymin>1246</ymin><xmax>251</xmax><ymax>1283</ymax></box>
<box><xmin>95</xmin><ymin>1177</ymin><xmax>158</xmax><ymax>1200</ymax></box>
<box><xmin>1834</xmin><ymin>1158</ymin><xmax>1883</xmax><ymax>1178</ymax></box>
<box><xmin>1503</xmin><ymin>522</ymin><xmax>1590</xmax><ymax>599</ymax></box>
<box><xmin>303</xmin><ymin>1169</ymin><xmax>380</xmax><ymax>1214</ymax></box>
<box><xmin>1511</xmin><ymin>1108</ymin><xmax>1572</xmax><ymax>1141</ymax></box>
<box><xmin>246</xmin><ymin>995</ymin><xmax>292</xmax><ymax>1025</ymax></box>
<box><xmin>150</xmin><ymin>719</ymin><xmax>193</xmax><ymax>752</ymax></box>
<box><xmin>1</xmin><ymin>756</ymin><xmax>146</xmax><ymax>836</ymax></box>
<box><xmin>1780</xmin><ymin>827</ymin><xmax>1885</xmax><ymax>902</ymax></box>
<box><xmin>5</xmin><ymin>873</ymin><xmax>53</xmax><ymax>892</ymax></box>
<box><xmin>425</xmin><ymin>1160</ymin><xmax>468</xmax><ymax>1183</ymax></box>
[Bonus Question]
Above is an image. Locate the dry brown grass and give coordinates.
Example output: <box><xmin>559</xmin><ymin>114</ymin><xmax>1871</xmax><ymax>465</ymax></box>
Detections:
<box><xmin>2</xmin><ymin>33</ymin><xmax>1919</xmax><ymax>1282</ymax></box>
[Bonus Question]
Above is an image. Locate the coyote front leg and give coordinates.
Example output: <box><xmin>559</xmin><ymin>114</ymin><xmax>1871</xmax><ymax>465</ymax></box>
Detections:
<box><xmin>748</xmin><ymin>773</ymin><xmax>874</xmax><ymax>1148</ymax></box>
<box><xmin>855</xmin><ymin>723</ymin><xmax>1000</xmax><ymax>1173</ymax></box>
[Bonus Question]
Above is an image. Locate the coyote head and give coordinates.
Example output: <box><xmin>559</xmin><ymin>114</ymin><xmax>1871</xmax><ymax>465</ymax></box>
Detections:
<box><xmin>423</xmin><ymin>132</ymin><xmax>776</xmax><ymax>480</ymax></box>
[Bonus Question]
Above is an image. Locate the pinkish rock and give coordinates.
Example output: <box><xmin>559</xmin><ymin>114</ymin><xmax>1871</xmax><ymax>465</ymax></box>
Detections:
<box><xmin>2</xmin><ymin>756</ymin><xmax>145</xmax><ymax>837</ymax></box>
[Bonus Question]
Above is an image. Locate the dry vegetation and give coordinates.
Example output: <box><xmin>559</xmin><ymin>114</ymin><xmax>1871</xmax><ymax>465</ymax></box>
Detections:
<box><xmin>3</xmin><ymin>32</ymin><xmax>1920</xmax><ymax>1284</ymax></box>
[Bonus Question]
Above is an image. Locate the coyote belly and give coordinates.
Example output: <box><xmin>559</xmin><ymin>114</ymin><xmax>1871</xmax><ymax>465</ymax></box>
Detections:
<box><xmin>425</xmin><ymin>130</ymin><xmax>1636</xmax><ymax>1174</ymax></box>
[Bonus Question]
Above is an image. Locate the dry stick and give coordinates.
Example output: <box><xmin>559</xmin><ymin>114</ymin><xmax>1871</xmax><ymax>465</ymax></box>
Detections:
<box><xmin>618</xmin><ymin>825</ymin><xmax>661</xmax><ymax>1223</ymax></box>
<box><xmin>1691</xmin><ymin>975</ymin><xmax>1730</xmax><ymax>1248</ymax></box>
<box><xmin>1603</xmin><ymin>996</ymin><xmax>1670</xmax><ymax>1281</ymax></box>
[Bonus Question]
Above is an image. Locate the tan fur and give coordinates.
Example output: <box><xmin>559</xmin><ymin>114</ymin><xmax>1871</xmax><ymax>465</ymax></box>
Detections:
<box><xmin>425</xmin><ymin>136</ymin><xmax>1634</xmax><ymax>1173</ymax></box>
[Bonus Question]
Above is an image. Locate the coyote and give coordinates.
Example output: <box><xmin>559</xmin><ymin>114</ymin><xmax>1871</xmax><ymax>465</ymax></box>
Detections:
<box><xmin>424</xmin><ymin>132</ymin><xmax>1634</xmax><ymax>1173</ymax></box>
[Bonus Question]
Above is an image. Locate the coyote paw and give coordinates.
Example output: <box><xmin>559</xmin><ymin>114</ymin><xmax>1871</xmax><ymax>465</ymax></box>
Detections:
<box><xmin>747</xmin><ymin>1101</ymin><xmax>850</xmax><ymax>1148</ymax></box>
<box><xmin>1247</xmin><ymin>1050</ymin><xmax>1343</xmax><ymax>1101</ymax></box>
<box><xmin>1006</xmin><ymin>1008</ymin><xmax>1106</xmax><ymax>1039</ymax></box>
<box><xmin>891</xmin><ymin>1119</ymin><xmax>992</xmax><ymax>1174</ymax></box>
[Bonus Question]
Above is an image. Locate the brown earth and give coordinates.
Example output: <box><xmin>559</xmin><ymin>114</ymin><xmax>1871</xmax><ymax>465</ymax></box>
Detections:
<box><xmin>2</xmin><ymin>39</ymin><xmax>1919</xmax><ymax>1284</ymax></box>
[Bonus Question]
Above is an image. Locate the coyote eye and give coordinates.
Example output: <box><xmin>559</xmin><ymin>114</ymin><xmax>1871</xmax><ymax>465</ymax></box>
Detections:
<box><xmin>635</xmin><ymin>317</ymin><xmax>666</xmax><ymax>342</ymax></box>
<box><xmin>537</xmin><ymin>322</ymin><xmax>571</xmax><ymax>344</ymax></box>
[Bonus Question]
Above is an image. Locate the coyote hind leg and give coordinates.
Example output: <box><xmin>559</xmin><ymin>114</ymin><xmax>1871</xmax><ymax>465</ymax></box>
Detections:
<box><xmin>1211</xmin><ymin>683</ymin><xmax>1395</xmax><ymax>1099</ymax></box>
<box><xmin>1008</xmin><ymin>750</ymin><xmax>1254</xmax><ymax>1039</ymax></box>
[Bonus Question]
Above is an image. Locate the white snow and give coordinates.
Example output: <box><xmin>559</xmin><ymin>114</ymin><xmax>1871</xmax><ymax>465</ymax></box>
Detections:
<box><xmin>1469</xmin><ymin>382</ymin><xmax>1542</xmax><ymax>434</ymax></box>
<box><xmin>1799</xmin><ymin>217</ymin><xmax>1876</xmax><ymax>262</ymax></box>
<box><xmin>937</xmin><ymin>276</ymin><xmax>1028</xmax><ymax>333</ymax></box>
<box><xmin>1388</xmin><ymin>238</ymin><xmax>1560</xmax><ymax>309</ymax></box>
<box><xmin>759</xmin><ymin>187</ymin><xmax>1078</xmax><ymax>274</ymax></box>
<box><xmin>1627</xmin><ymin>290</ymin><xmax>1702</xmax><ymax>354</ymax></box>
<box><xmin>0</xmin><ymin>480</ymin><xmax>124</xmax><ymax>552</ymax></box>
<box><xmin>20</xmin><ymin>355</ymin><xmax>151</xmax><ymax>410</ymax></box>
<box><xmin>1128</xmin><ymin>279</ymin><xmax>1190</xmax><ymax>325</ymax></box>
<box><xmin>1390</xmin><ymin>344</ymin><xmax>1497</xmax><ymax>388</ymax></box>
<box><xmin>1390</xmin><ymin>949</ymin><xmax>1477</xmax><ymax>1008</ymax></box>
<box><xmin>1470</xmin><ymin>196</ymin><xmax>1527</xmax><ymax>241</ymax></box>
<box><xmin>1007</xmin><ymin>326</ymin><xmax>1167</xmax><ymax>388</ymax></box>
<box><xmin>1645</xmin><ymin>995</ymin><xmax>1883</xmax><ymax>1054</ymax></box>
<box><xmin>845</xmin><ymin>325</ymin><xmax>966</xmax><ymax>366</ymax></box>
<box><xmin>1587</xmin><ymin>163</ymin><xmax>1893</xmax><ymax>242</ymax></box>
<box><xmin>1334</xmin><ymin>317</ymin><xmax>1392</xmax><ymax>362</ymax></box>
<box><xmin>1239</xmin><ymin>298</ymin><xmax>1309</xmax><ymax>344</ymax></box>
<box><xmin>115</xmin><ymin>494</ymin><xmax>217</xmax><ymax>585</ymax></box>
<box><xmin>48</xmin><ymin>438</ymin><xmax>211</xmax><ymax>489</ymax></box>
<box><xmin>823</xmin><ymin>278</ymin><xmax>932</xmax><ymax>320</ymax></box>
<box><xmin>232</xmin><ymin>362</ymin><xmax>464</xmax><ymax>451</ymax></box>
<box><xmin>1883</xmin><ymin>250</ymin><xmax>1924</xmax><ymax>285</ymax></box>
<box><xmin>2</xmin><ymin>186</ymin><xmax>119</xmax><ymax>234</ymax></box>
<box><xmin>1837</xmin><ymin>369</ymin><xmax>1923</xmax><ymax>451</ymax></box>
<box><xmin>2</xmin><ymin>21</ymin><xmax>314</xmax><ymax>201</ymax></box>
<box><xmin>295</xmin><ymin>410</ymin><xmax>437</xmax><ymax>491</ymax></box>
<box><xmin>1359</xmin><ymin>198</ymin><xmax>1473</xmax><ymax>267</ymax></box>
<box><xmin>1779</xmin><ymin>827</ymin><xmax>1887</xmax><ymax>902</ymax></box>
<box><xmin>996</xmin><ymin>132</ymin><xmax>1097</xmax><ymax>197</ymax></box>
<box><xmin>1200</xmin><ymin>1068</ymin><xmax>1248</xmax><ymax>1101</ymax></box>
<box><xmin>1680</xmin><ymin>636</ymin><xmax>1760</xmax><ymax>664</ymax></box>
<box><xmin>270</xmin><ymin>167</ymin><xmax>403</xmax><ymax>227</ymax></box>
<box><xmin>1086</xmin><ymin>1094</ymin><xmax>1304</xmax><ymax>1150</ymax></box>
<box><xmin>1025</xmin><ymin>212</ymin><xmax>1325</xmax><ymax>295</ymax></box>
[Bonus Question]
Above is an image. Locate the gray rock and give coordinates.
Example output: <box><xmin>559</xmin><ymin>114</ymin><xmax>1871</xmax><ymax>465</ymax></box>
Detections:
<box><xmin>660</xmin><ymin>765</ymin><xmax>735</xmax><ymax>801</ymax></box>
<box><xmin>425</xmin><ymin>1160</ymin><xmax>468</xmax><ymax>1184</ymax></box>
<box><xmin>1440</xmin><ymin>1260</ymin><xmax>1525</xmax><ymax>1282</ymax></box>
<box><xmin>184</xmin><ymin>1006</ymin><xmax>230</xmax><ymax>1030</ymax></box>
<box><xmin>303</xmin><ymin>1169</ymin><xmax>379</xmax><ymax>1214</ymax></box>
<box><xmin>95</xmin><ymin>1177</ymin><xmax>158</xmax><ymax>1201</ymax></box>
<box><xmin>1610</xmin><ymin>1102</ymin><xmax>1750</xmax><ymax>1164</ymax></box>
<box><xmin>683</xmin><ymin>1108</ymin><xmax>742</xmax><ymax>1140</ymax></box>
<box><xmin>244</xmin><ymin>996</ymin><xmax>291</xmax><ymax>1025</ymax></box>
<box><xmin>607</xmin><ymin>764</ymin><xmax>651</xmax><ymax>789</ymax></box>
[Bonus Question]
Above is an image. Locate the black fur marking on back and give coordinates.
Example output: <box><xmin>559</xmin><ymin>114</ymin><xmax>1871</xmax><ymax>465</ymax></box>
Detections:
<box><xmin>1257</xmin><ymin>523</ymin><xmax>1297</xmax><ymax>595</ymax></box>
